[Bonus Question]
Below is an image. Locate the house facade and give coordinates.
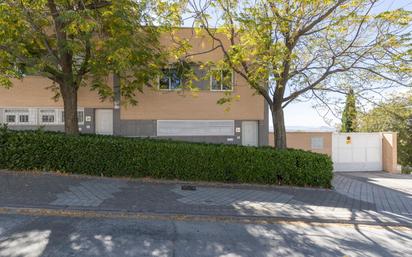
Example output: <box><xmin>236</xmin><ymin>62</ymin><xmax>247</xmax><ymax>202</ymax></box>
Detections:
<box><xmin>0</xmin><ymin>29</ymin><xmax>269</xmax><ymax>146</ymax></box>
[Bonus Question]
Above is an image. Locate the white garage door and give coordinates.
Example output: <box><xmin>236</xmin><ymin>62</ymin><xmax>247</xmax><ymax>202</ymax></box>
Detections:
<box><xmin>332</xmin><ymin>133</ymin><xmax>382</xmax><ymax>172</ymax></box>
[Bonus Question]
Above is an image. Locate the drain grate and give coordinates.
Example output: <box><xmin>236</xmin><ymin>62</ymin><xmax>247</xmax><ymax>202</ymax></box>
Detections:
<box><xmin>181</xmin><ymin>185</ymin><xmax>197</xmax><ymax>191</ymax></box>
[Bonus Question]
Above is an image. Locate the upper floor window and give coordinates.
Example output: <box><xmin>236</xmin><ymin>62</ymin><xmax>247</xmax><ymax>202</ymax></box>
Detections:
<box><xmin>159</xmin><ymin>68</ymin><xmax>182</xmax><ymax>90</ymax></box>
<box><xmin>211</xmin><ymin>69</ymin><xmax>233</xmax><ymax>91</ymax></box>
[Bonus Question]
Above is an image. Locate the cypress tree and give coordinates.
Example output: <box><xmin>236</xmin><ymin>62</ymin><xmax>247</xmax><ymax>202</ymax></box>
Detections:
<box><xmin>341</xmin><ymin>88</ymin><xmax>358</xmax><ymax>132</ymax></box>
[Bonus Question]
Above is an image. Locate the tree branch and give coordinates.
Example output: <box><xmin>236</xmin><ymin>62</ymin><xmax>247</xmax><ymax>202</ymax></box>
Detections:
<box><xmin>297</xmin><ymin>0</ymin><xmax>347</xmax><ymax>38</ymax></box>
<box><xmin>75</xmin><ymin>38</ymin><xmax>91</xmax><ymax>88</ymax></box>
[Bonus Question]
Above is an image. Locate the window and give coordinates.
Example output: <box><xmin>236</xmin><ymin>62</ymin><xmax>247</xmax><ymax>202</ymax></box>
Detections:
<box><xmin>1</xmin><ymin>108</ymin><xmax>85</xmax><ymax>126</ymax></box>
<box><xmin>6</xmin><ymin>115</ymin><xmax>16</xmax><ymax>123</ymax></box>
<box><xmin>19</xmin><ymin>115</ymin><xmax>29</xmax><ymax>123</ymax></box>
<box><xmin>311</xmin><ymin>137</ymin><xmax>324</xmax><ymax>150</ymax></box>
<box><xmin>60</xmin><ymin>110</ymin><xmax>84</xmax><ymax>124</ymax></box>
<box><xmin>42</xmin><ymin>114</ymin><xmax>55</xmax><ymax>123</ymax></box>
<box><xmin>159</xmin><ymin>68</ymin><xmax>182</xmax><ymax>90</ymax></box>
<box><xmin>4</xmin><ymin>109</ymin><xmax>30</xmax><ymax>124</ymax></box>
<box><xmin>211</xmin><ymin>69</ymin><xmax>233</xmax><ymax>91</ymax></box>
<box><xmin>40</xmin><ymin>109</ymin><xmax>56</xmax><ymax>124</ymax></box>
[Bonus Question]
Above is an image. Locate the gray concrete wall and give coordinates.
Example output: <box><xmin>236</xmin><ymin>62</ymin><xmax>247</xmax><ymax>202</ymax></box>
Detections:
<box><xmin>81</xmin><ymin>108</ymin><xmax>95</xmax><ymax>134</ymax></box>
<box><xmin>114</xmin><ymin>114</ymin><xmax>156</xmax><ymax>137</ymax></box>
<box><xmin>114</xmin><ymin>111</ymin><xmax>243</xmax><ymax>145</ymax></box>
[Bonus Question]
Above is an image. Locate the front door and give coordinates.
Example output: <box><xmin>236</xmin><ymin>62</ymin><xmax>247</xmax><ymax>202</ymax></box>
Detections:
<box><xmin>242</xmin><ymin>121</ymin><xmax>258</xmax><ymax>146</ymax></box>
<box><xmin>95</xmin><ymin>109</ymin><xmax>113</xmax><ymax>135</ymax></box>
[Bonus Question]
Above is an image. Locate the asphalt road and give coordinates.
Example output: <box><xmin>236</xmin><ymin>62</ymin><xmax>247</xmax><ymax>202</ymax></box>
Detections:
<box><xmin>0</xmin><ymin>213</ymin><xmax>411</xmax><ymax>257</ymax></box>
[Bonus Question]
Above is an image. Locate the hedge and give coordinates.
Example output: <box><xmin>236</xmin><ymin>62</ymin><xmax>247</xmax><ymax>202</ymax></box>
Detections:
<box><xmin>0</xmin><ymin>127</ymin><xmax>333</xmax><ymax>188</ymax></box>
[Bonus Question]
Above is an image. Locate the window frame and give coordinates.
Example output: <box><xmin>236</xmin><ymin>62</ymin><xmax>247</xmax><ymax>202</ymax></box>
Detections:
<box><xmin>39</xmin><ymin>109</ymin><xmax>57</xmax><ymax>125</ymax></box>
<box><xmin>210</xmin><ymin>69</ymin><xmax>234</xmax><ymax>92</ymax></box>
<box><xmin>19</xmin><ymin>114</ymin><xmax>29</xmax><ymax>123</ymax></box>
<box><xmin>6</xmin><ymin>114</ymin><xmax>16</xmax><ymax>124</ymax></box>
<box><xmin>158</xmin><ymin>67</ymin><xmax>183</xmax><ymax>91</ymax></box>
<box><xmin>3</xmin><ymin>109</ymin><xmax>31</xmax><ymax>125</ymax></box>
<box><xmin>59</xmin><ymin>109</ymin><xmax>85</xmax><ymax>125</ymax></box>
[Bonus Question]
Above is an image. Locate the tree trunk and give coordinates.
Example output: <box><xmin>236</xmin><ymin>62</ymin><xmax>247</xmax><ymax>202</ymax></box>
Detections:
<box><xmin>60</xmin><ymin>83</ymin><xmax>79</xmax><ymax>135</ymax></box>
<box><xmin>272</xmin><ymin>106</ymin><xmax>287</xmax><ymax>149</ymax></box>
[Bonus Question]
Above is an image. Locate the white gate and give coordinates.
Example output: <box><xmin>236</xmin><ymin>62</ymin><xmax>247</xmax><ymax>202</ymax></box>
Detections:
<box><xmin>332</xmin><ymin>133</ymin><xmax>382</xmax><ymax>172</ymax></box>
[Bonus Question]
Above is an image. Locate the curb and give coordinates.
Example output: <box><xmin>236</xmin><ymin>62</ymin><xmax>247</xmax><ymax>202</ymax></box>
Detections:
<box><xmin>0</xmin><ymin>206</ymin><xmax>411</xmax><ymax>229</ymax></box>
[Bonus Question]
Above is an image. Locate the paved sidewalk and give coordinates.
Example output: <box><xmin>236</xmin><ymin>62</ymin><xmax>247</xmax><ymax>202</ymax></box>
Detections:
<box><xmin>0</xmin><ymin>170</ymin><xmax>411</xmax><ymax>226</ymax></box>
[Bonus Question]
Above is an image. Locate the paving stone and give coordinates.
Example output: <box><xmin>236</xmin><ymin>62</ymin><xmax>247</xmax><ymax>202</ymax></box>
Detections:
<box><xmin>0</xmin><ymin>170</ymin><xmax>411</xmax><ymax>225</ymax></box>
<box><xmin>50</xmin><ymin>180</ymin><xmax>126</xmax><ymax>207</ymax></box>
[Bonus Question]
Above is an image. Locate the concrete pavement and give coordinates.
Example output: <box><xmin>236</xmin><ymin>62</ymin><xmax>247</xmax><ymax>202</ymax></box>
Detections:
<box><xmin>0</xmin><ymin>170</ymin><xmax>411</xmax><ymax>226</ymax></box>
<box><xmin>0</xmin><ymin>213</ymin><xmax>411</xmax><ymax>257</ymax></box>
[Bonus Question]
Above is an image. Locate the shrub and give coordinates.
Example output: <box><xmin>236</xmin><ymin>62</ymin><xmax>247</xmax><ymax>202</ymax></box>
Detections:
<box><xmin>0</xmin><ymin>128</ymin><xmax>333</xmax><ymax>187</ymax></box>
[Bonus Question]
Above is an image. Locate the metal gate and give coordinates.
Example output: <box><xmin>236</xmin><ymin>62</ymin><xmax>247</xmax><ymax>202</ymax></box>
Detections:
<box><xmin>332</xmin><ymin>133</ymin><xmax>382</xmax><ymax>172</ymax></box>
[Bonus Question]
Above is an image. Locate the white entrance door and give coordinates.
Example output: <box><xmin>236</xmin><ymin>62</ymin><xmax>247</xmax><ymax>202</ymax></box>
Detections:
<box><xmin>95</xmin><ymin>109</ymin><xmax>113</xmax><ymax>135</ymax></box>
<box><xmin>242</xmin><ymin>121</ymin><xmax>258</xmax><ymax>146</ymax></box>
<box><xmin>332</xmin><ymin>133</ymin><xmax>382</xmax><ymax>172</ymax></box>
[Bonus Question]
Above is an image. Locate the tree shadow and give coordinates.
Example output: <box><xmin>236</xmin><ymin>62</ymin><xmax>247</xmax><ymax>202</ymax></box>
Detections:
<box><xmin>0</xmin><ymin>214</ymin><xmax>411</xmax><ymax>257</ymax></box>
<box><xmin>336</xmin><ymin>172</ymin><xmax>412</xmax><ymax>197</ymax></box>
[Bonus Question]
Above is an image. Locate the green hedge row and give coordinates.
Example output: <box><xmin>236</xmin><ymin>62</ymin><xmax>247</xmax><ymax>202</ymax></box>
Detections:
<box><xmin>0</xmin><ymin>127</ymin><xmax>333</xmax><ymax>187</ymax></box>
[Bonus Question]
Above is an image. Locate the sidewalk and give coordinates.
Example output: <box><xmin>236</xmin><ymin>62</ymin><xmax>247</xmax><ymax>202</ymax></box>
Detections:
<box><xmin>1</xmin><ymin>170</ymin><xmax>411</xmax><ymax>226</ymax></box>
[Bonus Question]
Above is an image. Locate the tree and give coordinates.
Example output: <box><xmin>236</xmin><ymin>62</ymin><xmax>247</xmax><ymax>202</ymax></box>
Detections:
<box><xmin>358</xmin><ymin>91</ymin><xmax>412</xmax><ymax>169</ymax></box>
<box><xmin>185</xmin><ymin>0</ymin><xmax>412</xmax><ymax>149</ymax></box>
<box><xmin>0</xmin><ymin>0</ymin><xmax>178</xmax><ymax>134</ymax></box>
<box><xmin>341</xmin><ymin>88</ymin><xmax>357</xmax><ymax>132</ymax></box>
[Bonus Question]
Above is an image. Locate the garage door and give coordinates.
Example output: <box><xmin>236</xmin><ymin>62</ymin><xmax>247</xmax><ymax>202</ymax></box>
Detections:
<box><xmin>332</xmin><ymin>133</ymin><xmax>382</xmax><ymax>172</ymax></box>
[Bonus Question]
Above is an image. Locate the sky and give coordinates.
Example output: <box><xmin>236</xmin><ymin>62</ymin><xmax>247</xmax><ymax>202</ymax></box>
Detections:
<box><xmin>283</xmin><ymin>0</ymin><xmax>412</xmax><ymax>129</ymax></box>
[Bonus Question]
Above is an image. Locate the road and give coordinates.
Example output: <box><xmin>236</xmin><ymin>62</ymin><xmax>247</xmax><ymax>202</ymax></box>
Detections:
<box><xmin>0</xmin><ymin>213</ymin><xmax>411</xmax><ymax>257</ymax></box>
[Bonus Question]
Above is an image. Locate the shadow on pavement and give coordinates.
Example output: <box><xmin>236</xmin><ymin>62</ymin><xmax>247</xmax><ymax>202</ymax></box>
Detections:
<box><xmin>0</xmin><ymin>213</ymin><xmax>411</xmax><ymax>257</ymax></box>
